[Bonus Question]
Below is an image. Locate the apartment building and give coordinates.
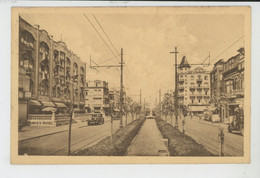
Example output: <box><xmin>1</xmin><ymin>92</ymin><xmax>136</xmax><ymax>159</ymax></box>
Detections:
<box><xmin>85</xmin><ymin>80</ymin><xmax>110</xmax><ymax>115</ymax></box>
<box><xmin>18</xmin><ymin>17</ymin><xmax>86</xmax><ymax>126</ymax></box>
<box><xmin>177</xmin><ymin>56</ymin><xmax>211</xmax><ymax>115</ymax></box>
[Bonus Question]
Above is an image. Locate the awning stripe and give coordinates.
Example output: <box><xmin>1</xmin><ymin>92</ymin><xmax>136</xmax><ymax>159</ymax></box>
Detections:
<box><xmin>28</xmin><ymin>100</ymin><xmax>42</xmax><ymax>106</ymax></box>
<box><xmin>41</xmin><ymin>101</ymin><xmax>55</xmax><ymax>107</ymax></box>
<box><xmin>54</xmin><ymin>102</ymin><xmax>67</xmax><ymax>108</ymax></box>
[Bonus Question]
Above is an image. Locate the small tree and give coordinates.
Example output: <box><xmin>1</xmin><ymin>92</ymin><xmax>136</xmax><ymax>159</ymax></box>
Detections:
<box><xmin>162</xmin><ymin>92</ymin><xmax>174</xmax><ymax>123</ymax></box>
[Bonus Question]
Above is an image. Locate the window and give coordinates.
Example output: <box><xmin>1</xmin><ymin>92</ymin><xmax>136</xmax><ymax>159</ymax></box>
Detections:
<box><xmin>198</xmin><ymin>99</ymin><xmax>201</xmax><ymax>103</ymax></box>
<box><xmin>21</xmin><ymin>30</ymin><xmax>35</xmax><ymax>48</ymax></box>
<box><xmin>38</xmin><ymin>80</ymin><xmax>48</xmax><ymax>96</ymax></box>
<box><xmin>204</xmin><ymin>76</ymin><xmax>208</xmax><ymax>80</ymax></box>
<box><xmin>39</xmin><ymin>42</ymin><xmax>49</xmax><ymax>62</ymax></box>
<box><xmin>225</xmin><ymin>80</ymin><xmax>233</xmax><ymax>94</ymax></box>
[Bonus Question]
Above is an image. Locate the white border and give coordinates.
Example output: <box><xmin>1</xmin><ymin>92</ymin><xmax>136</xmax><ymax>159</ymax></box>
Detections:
<box><xmin>1</xmin><ymin>1</ymin><xmax>260</xmax><ymax>178</ymax></box>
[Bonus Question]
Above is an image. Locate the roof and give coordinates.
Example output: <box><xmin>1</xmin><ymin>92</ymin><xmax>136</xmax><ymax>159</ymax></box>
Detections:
<box><xmin>179</xmin><ymin>56</ymin><xmax>190</xmax><ymax>68</ymax></box>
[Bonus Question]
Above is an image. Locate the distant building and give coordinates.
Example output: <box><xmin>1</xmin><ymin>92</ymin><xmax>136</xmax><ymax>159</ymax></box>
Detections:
<box><xmin>109</xmin><ymin>89</ymin><xmax>120</xmax><ymax>110</ymax></box>
<box><xmin>222</xmin><ymin>47</ymin><xmax>245</xmax><ymax>118</ymax></box>
<box><xmin>177</xmin><ymin>56</ymin><xmax>211</xmax><ymax>114</ymax></box>
<box><xmin>85</xmin><ymin>80</ymin><xmax>110</xmax><ymax>115</ymax></box>
<box><xmin>19</xmin><ymin>17</ymin><xmax>86</xmax><ymax>127</ymax></box>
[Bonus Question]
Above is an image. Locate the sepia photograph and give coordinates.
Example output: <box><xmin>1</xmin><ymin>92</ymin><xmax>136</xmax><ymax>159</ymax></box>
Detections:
<box><xmin>11</xmin><ymin>6</ymin><xmax>251</xmax><ymax>164</ymax></box>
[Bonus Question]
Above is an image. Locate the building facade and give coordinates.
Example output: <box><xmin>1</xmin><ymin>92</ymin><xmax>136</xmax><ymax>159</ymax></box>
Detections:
<box><xmin>222</xmin><ymin>48</ymin><xmax>245</xmax><ymax>118</ymax></box>
<box><xmin>210</xmin><ymin>59</ymin><xmax>225</xmax><ymax>98</ymax></box>
<box><xmin>85</xmin><ymin>80</ymin><xmax>110</xmax><ymax>115</ymax></box>
<box><xmin>18</xmin><ymin>17</ymin><xmax>86</xmax><ymax>126</ymax></box>
<box><xmin>109</xmin><ymin>89</ymin><xmax>120</xmax><ymax>111</ymax></box>
<box><xmin>177</xmin><ymin>56</ymin><xmax>211</xmax><ymax>114</ymax></box>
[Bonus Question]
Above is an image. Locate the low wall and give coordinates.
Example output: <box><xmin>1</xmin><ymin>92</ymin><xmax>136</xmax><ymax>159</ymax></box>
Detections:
<box><xmin>28</xmin><ymin>114</ymin><xmax>70</xmax><ymax>126</ymax></box>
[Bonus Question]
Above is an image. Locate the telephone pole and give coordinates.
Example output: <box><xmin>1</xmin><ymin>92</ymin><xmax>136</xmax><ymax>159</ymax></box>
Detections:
<box><xmin>140</xmin><ymin>89</ymin><xmax>142</xmax><ymax>108</ymax></box>
<box><xmin>89</xmin><ymin>49</ymin><xmax>124</xmax><ymax>129</ymax></box>
<box><xmin>159</xmin><ymin>89</ymin><xmax>161</xmax><ymax>118</ymax></box>
<box><xmin>170</xmin><ymin>47</ymin><xmax>179</xmax><ymax>128</ymax></box>
<box><xmin>119</xmin><ymin>48</ymin><xmax>124</xmax><ymax>129</ymax></box>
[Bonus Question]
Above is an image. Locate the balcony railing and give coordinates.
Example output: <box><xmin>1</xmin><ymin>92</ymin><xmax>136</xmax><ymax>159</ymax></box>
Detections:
<box><xmin>178</xmin><ymin>78</ymin><xmax>184</xmax><ymax>83</ymax></box>
<box><xmin>178</xmin><ymin>85</ymin><xmax>184</xmax><ymax>90</ymax></box>
<box><xmin>196</xmin><ymin>78</ymin><xmax>202</xmax><ymax>83</ymax></box>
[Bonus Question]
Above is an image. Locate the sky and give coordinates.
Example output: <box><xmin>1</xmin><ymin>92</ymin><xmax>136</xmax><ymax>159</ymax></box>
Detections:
<box><xmin>20</xmin><ymin>11</ymin><xmax>244</xmax><ymax>107</ymax></box>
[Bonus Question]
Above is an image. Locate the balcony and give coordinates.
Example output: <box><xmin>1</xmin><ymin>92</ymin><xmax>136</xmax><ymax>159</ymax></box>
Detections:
<box><xmin>203</xmin><ymin>85</ymin><xmax>210</xmax><ymax>90</ymax></box>
<box><xmin>178</xmin><ymin>85</ymin><xmax>184</xmax><ymax>90</ymax></box>
<box><xmin>197</xmin><ymin>87</ymin><xmax>202</xmax><ymax>91</ymax></box>
<box><xmin>226</xmin><ymin>89</ymin><xmax>244</xmax><ymax>98</ymax></box>
<box><xmin>177</xmin><ymin>92</ymin><xmax>184</xmax><ymax>97</ymax></box>
<box><xmin>196</xmin><ymin>78</ymin><xmax>202</xmax><ymax>83</ymax></box>
<box><xmin>178</xmin><ymin>78</ymin><xmax>184</xmax><ymax>83</ymax></box>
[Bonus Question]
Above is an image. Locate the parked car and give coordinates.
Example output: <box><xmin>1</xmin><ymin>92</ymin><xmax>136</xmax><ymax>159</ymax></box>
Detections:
<box><xmin>228</xmin><ymin>114</ymin><xmax>244</xmax><ymax>136</ymax></box>
<box><xmin>211</xmin><ymin>114</ymin><xmax>220</xmax><ymax>123</ymax></box>
<box><xmin>88</xmin><ymin>113</ymin><xmax>104</xmax><ymax>125</ymax></box>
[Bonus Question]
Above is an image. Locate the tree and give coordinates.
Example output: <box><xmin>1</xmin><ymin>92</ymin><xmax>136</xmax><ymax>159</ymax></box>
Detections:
<box><xmin>162</xmin><ymin>92</ymin><xmax>174</xmax><ymax>122</ymax></box>
<box><xmin>124</xmin><ymin>96</ymin><xmax>133</xmax><ymax>125</ymax></box>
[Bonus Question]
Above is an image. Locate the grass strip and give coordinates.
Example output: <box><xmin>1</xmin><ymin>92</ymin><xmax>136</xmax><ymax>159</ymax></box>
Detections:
<box><xmin>73</xmin><ymin>117</ymin><xmax>146</xmax><ymax>156</ymax></box>
<box><xmin>156</xmin><ymin>118</ymin><xmax>215</xmax><ymax>156</ymax></box>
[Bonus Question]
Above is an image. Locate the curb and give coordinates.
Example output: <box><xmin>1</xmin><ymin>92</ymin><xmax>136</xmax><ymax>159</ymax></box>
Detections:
<box><xmin>19</xmin><ymin>123</ymin><xmax>88</xmax><ymax>142</ymax></box>
<box><xmin>19</xmin><ymin>130</ymin><xmax>68</xmax><ymax>142</ymax></box>
<box><xmin>190</xmin><ymin>118</ymin><xmax>228</xmax><ymax>129</ymax></box>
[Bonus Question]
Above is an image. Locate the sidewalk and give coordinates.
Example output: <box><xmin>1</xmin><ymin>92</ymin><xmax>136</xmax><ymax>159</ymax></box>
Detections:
<box><xmin>19</xmin><ymin>121</ymin><xmax>88</xmax><ymax>141</ymax></box>
<box><xmin>127</xmin><ymin>119</ymin><xmax>169</xmax><ymax>156</ymax></box>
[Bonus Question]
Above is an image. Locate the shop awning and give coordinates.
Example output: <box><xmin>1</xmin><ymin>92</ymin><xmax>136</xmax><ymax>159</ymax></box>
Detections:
<box><xmin>41</xmin><ymin>101</ymin><xmax>55</xmax><ymax>107</ymax></box>
<box><xmin>28</xmin><ymin>100</ymin><xmax>42</xmax><ymax>106</ymax></box>
<box><xmin>54</xmin><ymin>102</ymin><xmax>67</xmax><ymax>108</ymax></box>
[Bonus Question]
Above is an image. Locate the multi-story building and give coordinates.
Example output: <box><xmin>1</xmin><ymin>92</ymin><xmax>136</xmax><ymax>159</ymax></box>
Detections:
<box><xmin>18</xmin><ymin>17</ymin><xmax>86</xmax><ymax>126</ymax></box>
<box><xmin>85</xmin><ymin>80</ymin><xmax>110</xmax><ymax>115</ymax></box>
<box><xmin>222</xmin><ymin>47</ymin><xmax>244</xmax><ymax>118</ymax></box>
<box><xmin>109</xmin><ymin>89</ymin><xmax>120</xmax><ymax>111</ymax></box>
<box><xmin>210</xmin><ymin>59</ymin><xmax>225</xmax><ymax>98</ymax></box>
<box><xmin>177</xmin><ymin>56</ymin><xmax>211</xmax><ymax>115</ymax></box>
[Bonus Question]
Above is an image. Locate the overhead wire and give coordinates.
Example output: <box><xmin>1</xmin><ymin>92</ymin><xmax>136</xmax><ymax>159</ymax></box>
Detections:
<box><xmin>212</xmin><ymin>35</ymin><xmax>244</xmax><ymax>62</ymax></box>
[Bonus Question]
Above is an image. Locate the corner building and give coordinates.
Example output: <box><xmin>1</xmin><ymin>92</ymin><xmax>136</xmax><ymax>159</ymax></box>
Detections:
<box><xmin>177</xmin><ymin>56</ymin><xmax>210</xmax><ymax>115</ymax></box>
<box><xmin>18</xmin><ymin>17</ymin><xmax>86</xmax><ymax>126</ymax></box>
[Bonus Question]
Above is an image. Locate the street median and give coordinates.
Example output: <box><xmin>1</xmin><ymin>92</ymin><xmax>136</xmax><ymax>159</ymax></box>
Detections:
<box><xmin>156</xmin><ymin>118</ymin><xmax>215</xmax><ymax>156</ymax></box>
<box><xmin>72</xmin><ymin>117</ymin><xmax>146</xmax><ymax>156</ymax></box>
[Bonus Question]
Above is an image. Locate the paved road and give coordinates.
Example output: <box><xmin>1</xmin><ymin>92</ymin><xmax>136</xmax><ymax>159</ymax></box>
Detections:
<box><xmin>127</xmin><ymin>119</ymin><xmax>168</xmax><ymax>156</ymax></box>
<box><xmin>19</xmin><ymin>116</ymin><xmax>135</xmax><ymax>155</ymax></box>
<box><xmin>165</xmin><ymin>116</ymin><xmax>243</xmax><ymax>156</ymax></box>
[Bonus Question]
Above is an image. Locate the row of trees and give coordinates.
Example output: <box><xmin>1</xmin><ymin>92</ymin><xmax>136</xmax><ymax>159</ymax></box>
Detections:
<box><xmin>159</xmin><ymin>92</ymin><xmax>189</xmax><ymax>122</ymax></box>
<box><xmin>109</xmin><ymin>96</ymin><xmax>141</xmax><ymax>123</ymax></box>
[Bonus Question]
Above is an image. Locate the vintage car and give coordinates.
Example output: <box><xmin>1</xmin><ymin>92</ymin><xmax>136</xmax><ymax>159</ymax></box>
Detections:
<box><xmin>228</xmin><ymin>114</ymin><xmax>244</xmax><ymax>136</ymax></box>
<box><xmin>87</xmin><ymin>113</ymin><xmax>104</xmax><ymax>125</ymax></box>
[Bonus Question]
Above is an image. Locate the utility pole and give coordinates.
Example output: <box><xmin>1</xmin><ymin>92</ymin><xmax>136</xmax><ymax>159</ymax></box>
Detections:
<box><xmin>89</xmin><ymin>49</ymin><xmax>124</xmax><ymax>130</ymax></box>
<box><xmin>170</xmin><ymin>47</ymin><xmax>179</xmax><ymax>128</ymax></box>
<box><xmin>119</xmin><ymin>48</ymin><xmax>124</xmax><ymax>129</ymax></box>
<box><xmin>68</xmin><ymin>75</ymin><xmax>77</xmax><ymax>155</ymax></box>
<box><xmin>159</xmin><ymin>89</ymin><xmax>161</xmax><ymax>119</ymax></box>
<box><xmin>140</xmin><ymin>89</ymin><xmax>142</xmax><ymax>108</ymax></box>
<box><xmin>144</xmin><ymin>98</ymin><xmax>146</xmax><ymax>110</ymax></box>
